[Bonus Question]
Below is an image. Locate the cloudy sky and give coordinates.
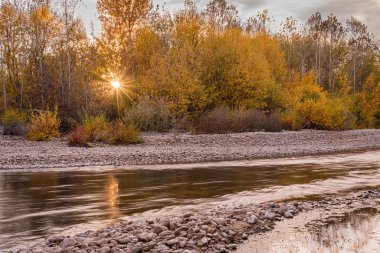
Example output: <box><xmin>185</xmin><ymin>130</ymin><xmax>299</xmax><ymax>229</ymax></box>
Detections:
<box><xmin>78</xmin><ymin>0</ymin><xmax>380</xmax><ymax>39</ymax></box>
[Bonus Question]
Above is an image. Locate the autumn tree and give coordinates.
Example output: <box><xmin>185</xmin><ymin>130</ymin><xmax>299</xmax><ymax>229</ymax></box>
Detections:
<box><xmin>97</xmin><ymin>0</ymin><xmax>153</xmax><ymax>75</ymax></box>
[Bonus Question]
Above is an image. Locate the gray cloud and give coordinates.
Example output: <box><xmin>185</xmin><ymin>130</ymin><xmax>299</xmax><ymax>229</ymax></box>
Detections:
<box><xmin>78</xmin><ymin>0</ymin><xmax>380</xmax><ymax>39</ymax></box>
<box><xmin>299</xmin><ymin>0</ymin><xmax>380</xmax><ymax>38</ymax></box>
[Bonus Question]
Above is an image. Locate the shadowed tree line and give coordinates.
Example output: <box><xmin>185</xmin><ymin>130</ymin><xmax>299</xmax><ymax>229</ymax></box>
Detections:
<box><xmin>1</xmin><ymin>0</ymin><xmax>380</xmax><ymax>132</ymax></box>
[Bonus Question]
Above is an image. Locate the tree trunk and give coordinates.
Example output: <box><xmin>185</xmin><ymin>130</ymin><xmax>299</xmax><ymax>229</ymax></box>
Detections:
<box><xmin>353</xmin><ymin>54</ymin><xmax>356</xmax><ymax>94</ymax></box>
<box><xmin>67</xmin><ymin>50</ymin><xmax>71</xmax><ymax>108</ymax></box>
<box><xmin>1</xmin><ymin>52</ymin><xmax>6</xmax><ymax>110</ymax></box>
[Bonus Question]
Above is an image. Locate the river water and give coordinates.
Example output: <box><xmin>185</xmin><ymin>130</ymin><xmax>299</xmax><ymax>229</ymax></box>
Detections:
<box><xmin>1</xmin><ymin>151</ymin><xmax>380</xmax><ymax>250</ymax></box>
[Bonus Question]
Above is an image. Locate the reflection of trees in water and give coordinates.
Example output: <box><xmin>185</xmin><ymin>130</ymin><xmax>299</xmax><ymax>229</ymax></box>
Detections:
<box><xmin>308</xmin><ymin>208</ymin><xmax>379</xmax><ymax>252</ymax></box>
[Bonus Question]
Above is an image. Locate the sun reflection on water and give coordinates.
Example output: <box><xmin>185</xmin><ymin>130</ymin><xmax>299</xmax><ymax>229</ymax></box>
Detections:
<box><xmin>105</xmin><ymin>175</ymin><xmax>120</xmax><ymax>219</ymax></box>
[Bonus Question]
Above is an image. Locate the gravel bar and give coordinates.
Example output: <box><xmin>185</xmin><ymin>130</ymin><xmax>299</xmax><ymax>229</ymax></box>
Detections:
<box><xmin>1</xmin><ymin>130</ymin><xmax>380</xmax><ymax>170</ymax></box>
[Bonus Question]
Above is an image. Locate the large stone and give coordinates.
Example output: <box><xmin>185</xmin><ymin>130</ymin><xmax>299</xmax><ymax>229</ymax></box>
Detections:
<box><xmin>284</xmin><ymin>211</ymin><xmax>294</xmax><ymax>219</ymax></box>
<box><xmin>61</xmin><ymin>238</ymin><xmax>76</xmax><ymax>248</ymax></box>
<box><xmin>174</xmin><ymin>226</ymin><xmax>188</xmax><ymax>236</ymax></box>
<box><xmin>264</xmin><ymin>212</ymin><xmax>276</xmax><ymax>221</ymax></box>
<box><xmin>200</xmin><ymin>237</ymin><xmax>208</xmax><ymax>246</ymax></box>
<box><xmin>247</xmin><ymin>215</ymin><xmax>258</xmax><ymax>224</ymax></box>
<box><xmin>156</xmin><ymin>244</ymin><xmax>169</xmax><ymax>252</ymax></box>
<box><xmin>46</xmin><ymin>235</ymin><xmax>65</xmax><ymax>246</ymax></box>
<box><xmin>138</xmin><ymin>232</ymin><xmax>154</xmax><ymax>242</ymax></box>
<box><xmin>227</xmin><ymin>244</ymin><xmax>238</xmax><ymax>249</ymax></box>
<box><xmin>96</xmin><ymin>238</ymin><xmax>109</xmax><ymax>246</ymax></box>
<box><xmin>131</xmin><ymin>246</ymin><xmax>142</xmax><ymax>253</ymax></box>
<box><xmin>99</xmin><ymin>246</ymin><xmax>111</xmax><ymax>253</ymax></box>
<box><xmin>153</xmin><ymin>225</ymin><xmax>167</xmax><ymax>235</ymax></box>
<box><xmin>213</xmin><ymin>218</ymin><xmax>227</xmax><ymax>226</ymax></box>
<box><xmin>178</xmin><ymin>238</ymin><xmax>188</xmax><ymax>248</ymax></box>
<box><xmin>166</xmin><ymin>238</ymin><xmax>179</xmax><ymax>246</ymax></box>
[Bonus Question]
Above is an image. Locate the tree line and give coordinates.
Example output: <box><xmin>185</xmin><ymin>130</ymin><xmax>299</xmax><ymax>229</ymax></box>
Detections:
<box><xmin>1</xmin><ymin>0</ymin><xmax>380</xmax><ymax>131</ymax></box>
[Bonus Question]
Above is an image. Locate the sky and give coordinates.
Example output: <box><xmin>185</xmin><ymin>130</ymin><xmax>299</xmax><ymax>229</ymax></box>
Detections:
<box><xmin>77</xmin><ymin>0</ymin><xmax>380</xmax><ymax>39</ymax></box>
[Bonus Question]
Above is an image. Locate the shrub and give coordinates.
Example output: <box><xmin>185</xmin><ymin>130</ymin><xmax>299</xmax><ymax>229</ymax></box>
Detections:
<box><xmin>82</xmin><ymin>114</ymin><xmax>110</xmax><ymax>142</ymax></box>
<box><xmin>107</xmin><ymin>121</ymin><xmax>143</xmax><ymax>145</ymax></box>
<box><xmin>281</xmin><ymin>110</ymin><xmax>303</xmax><ymax>130</ymax></box>
<box><xmin>263</xmin><ymin>112</ymin><xmax>282</xmax><ymax>132</ymax></box>
<box><xmin>27</xmin><ymin>108</ymin><xmax>60</xmax><ymax>141</ymax></box>
<box><xmin>295</xmin><ymin>100</ymin><xmax>331</xmax><ymax>130</ymax></box>
<box><xmin>194</xmin><ymin>107</ymin><xmax>233</xmax><ymax>134</ymax></box>
<box><xmin>193</xmin><ymin>107</ymin><xmax>278</xmax><ymax>134</ymax></box>
<box><xmin>1</xmin><ymin>108</ymin><xmax>27</xmax><ymax>136</ymax></box>
<box><xmin>232</xmin><ymin>109</ymin><xmax>265</xmax><ymax>132</ymax></box>
<box><xmin>68</xmin><ymin>125</ymin><xmax>91</xmax><ymax>147</ymax></box>
<box><xmin>123</xmin><ymin>97</ymin><xmax>173</xmax><ymax>132</ymax></box>
<box><xmin>327</xmin><ymin>98</ymin><xmax>356</xmax><ymax>130</ymax></box>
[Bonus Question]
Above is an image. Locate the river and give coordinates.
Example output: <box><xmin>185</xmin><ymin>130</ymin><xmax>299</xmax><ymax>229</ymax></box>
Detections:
<box><xmin>1</xmin><ymin>150</ymin><xmax>380</xmax><ymax>250</ymax></box>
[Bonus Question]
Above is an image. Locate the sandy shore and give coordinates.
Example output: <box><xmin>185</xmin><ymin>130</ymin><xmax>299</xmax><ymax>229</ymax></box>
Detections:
<box><xmin>1</xmin><ymin>129</ymin><xmax>380</xmax><ymax>170</ymax></box>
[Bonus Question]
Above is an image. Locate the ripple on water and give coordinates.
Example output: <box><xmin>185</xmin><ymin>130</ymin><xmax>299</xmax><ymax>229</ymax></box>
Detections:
<box><xmin>1</xmin><ymin>151</ymin><xmax>380</xmax><ymax>250</ymax></box>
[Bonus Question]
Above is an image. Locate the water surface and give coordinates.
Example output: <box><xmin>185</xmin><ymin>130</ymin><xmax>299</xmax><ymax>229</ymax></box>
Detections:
<box><xmin>1</xmin><ymin>150</ymin><xmax>380</xmax><ymax>250</ymax></box>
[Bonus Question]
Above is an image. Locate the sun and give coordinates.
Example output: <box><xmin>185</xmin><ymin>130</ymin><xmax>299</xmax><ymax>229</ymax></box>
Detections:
<box><xmin>111</xmin><ymin>80</ymin><xmax>120</xmax><ymax>89</ymax></box>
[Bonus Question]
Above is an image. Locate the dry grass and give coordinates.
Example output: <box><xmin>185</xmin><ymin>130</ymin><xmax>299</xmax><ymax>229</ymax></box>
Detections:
<box><xmin>193</xmin><ymin>107</ymin><xmax>282</xmax><ymax>134</ymax></box>
<box><xmin>107</xmin><ymin>121</ymin><xmax>143</xmax><ymax>145</ymax></box>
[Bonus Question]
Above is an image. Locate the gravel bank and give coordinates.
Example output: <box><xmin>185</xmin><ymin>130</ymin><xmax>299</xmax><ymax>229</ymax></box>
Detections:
<box><xmin>1</xmin><ymin>130</ymin><xmax>380</xmax><ymax>170</ymax></box>
<box><xmin>5</xmin><ymin>190</ymin><xmax>380</xmax><ymax>253</ymax></box>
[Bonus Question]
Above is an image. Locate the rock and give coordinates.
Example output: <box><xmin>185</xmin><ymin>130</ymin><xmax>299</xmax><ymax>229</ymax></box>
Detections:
<box><xmin>160</xmin><ymin>219</ymin><xmax>170</xmax><ymax>228</ymax></box>
<box><xmin>112</xmin><ymin>248</ymin><xmax>126</xmax><ymax>253</ymax></box>
<box><xmin>138</xmin><ymin>232</ymin><xmax>154</xmax><ymax>242</ymax></box>
<box><xmin>174</xmin><ymin>226</ymin><xmax>188</xmax><ymax>236</ymax></box>
<box><xmin>178</xmin><ymin>238</ymin><xmax>188</xmax><ymax>248</ymax></box>
<box><xmin>278</xmin><ymin>205</ymin><xmax>288</xmax><ymax>215</ymax></box>
<box><xmin>160</xmin><ymin>230</ymin><xmax>173</xmax><ymax>237</ymax></box>
<box><xmin>96</xmin><ymin>238</ymin><xmax>109</xmax><ymax>246</ymax></box>
<box><xmin>156</xmin><ymin>244</ymin><xmax>169</xmax><ymax>252</ymax></box>
<box><xmin>99</xmin><ymin>246</ymin><xmax>111</xmax><ymax>253</ymax></box>
<box><xmin>227</xmin><ymin>244</ymin><xmax>238</xmax><ymax>249</ymax></box>
<box><xmin>46</xmin><ymin>235</ymin><xmax>65</xmax><ymax>246</ymax></box>
<box><xmin>242</xmin><ymin>233</ymin><xmax>248</xmax><ymax>240</ymax></box>
<box><xmin>201</xmin><ymin>225</ymin><xmax>209</xmax><ymax>231</ymax></box>
<box><xmin>117</xmin><ymin>237</ymin><xmax>130</xmax><ymax>244</ymax></box>
<box><xmin>166</xmin><ymin>238</ymin><xmax>179</xmax><ymax>246</ymax></box>
<box><xmin>284</xmin><ymin>211</ymin><xmax>294</xmax><ymax>219</ymax></box>
<box><xmin>146</xmin><ymin>218</ymin><xmax>155</xmax><ymax>224</ymax></box>
<box><xmin>61</xmin><ymin>238</ymin><xmax>76</xmax><ymax>248</ymax></box>
<box><xmin>131</xmin><ymin>246</ymin><xmax>142</xmax><ymax>253</ymax></box>
<box><xmin>74</xmin><ymin>249</ymin><xmax>87</xmax><ymax>253</ymax></box>
<box><xmin>153</xmin><ymin>225</ymin><xmax>167</xmax><ymax>234</ymax></box>
<box><xmin>183</xmin><ymin>213</ymin><xmax>193</xmax><ymax>218</ymax></box>
<box><xmin>99</xmin><ymin>232</ymin><xmax>109</xmax><ymax>238</ymax></box>
<box><xmin>200</xmin><ymin>237</ymin><xmax>208</xmax><ymax>245</ymax></box>
<box><xmin>247</xmin><ymin>215</ymin><xmax>258</xmax><ymax>224</ymax></box>
<box><xmin>264</xmin><ymin>212</ymin><xmax>276</xmax><ymax>221</ymax></box>
<box><xmin>231</xmin><ymin>221</ymin><xmax>250</xmax><ymax>230</ymax></box>
<box><xmin>182</xmin><ymin>250</ymin><xmax>193</xmax><ymax>253</ymax></box>
<box><xmin>213</xmin><ymin>218</ymin><xmax>227</xmax><ymax>226</ymax></box>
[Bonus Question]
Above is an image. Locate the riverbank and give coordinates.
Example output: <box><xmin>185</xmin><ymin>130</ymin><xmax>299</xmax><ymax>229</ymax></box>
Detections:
<box><xmin>1</xmin><ymin>129</ymin><xmax>380</xmax><ymax>170</ymax></box>
<box><xmin>6</xmin><ymin>189</ymin><xmax>380</xmax><ymax>253</ymax></box>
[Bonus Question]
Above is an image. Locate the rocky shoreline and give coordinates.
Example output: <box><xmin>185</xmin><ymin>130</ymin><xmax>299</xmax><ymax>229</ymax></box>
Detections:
<box><xmin>7</xmin><ymin>189</ymin><xmax>380</xmax><ymax>253</ymax></box>
<box><xmin>1</xmin><ymin>130</ymin><xmax>380</xmax><ymax>170</ymax></box>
